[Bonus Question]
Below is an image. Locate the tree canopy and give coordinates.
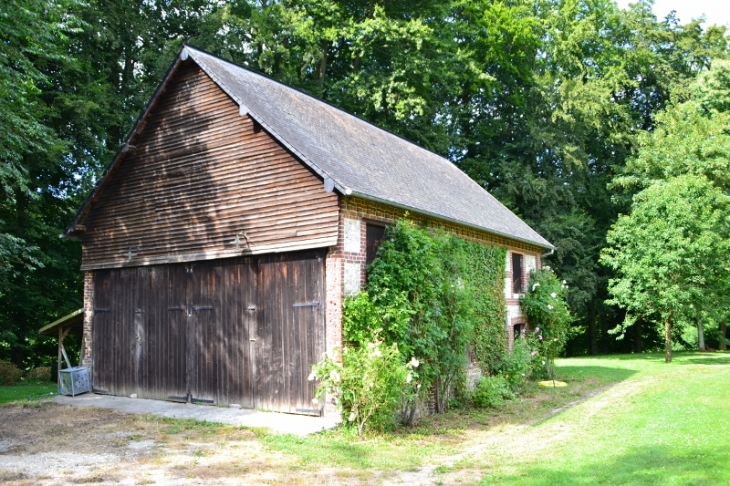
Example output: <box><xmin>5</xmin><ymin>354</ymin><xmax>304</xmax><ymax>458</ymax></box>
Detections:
<box><xmin>2</xmin><ymin>0</ymin><xmax>729</xmax><ymax>367</ymax></box>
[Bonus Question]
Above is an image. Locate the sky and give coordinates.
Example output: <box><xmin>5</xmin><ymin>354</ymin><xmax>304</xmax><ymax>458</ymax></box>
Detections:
<box><xmin>614</xmin><ymin>0</ymin><xmax>730</xmax><ymax>27</ymax></box>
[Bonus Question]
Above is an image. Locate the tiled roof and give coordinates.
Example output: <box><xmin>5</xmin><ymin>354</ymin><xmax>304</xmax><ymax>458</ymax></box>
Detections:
<box><xmin>68</xmin><ymin>45</ymin><xmax>553</xmax><ymax>250</ymax></box>
<box><xmin>187</xmin><ymin>47</ymin><xmax>552</xmax><ymax>249</ymax></box>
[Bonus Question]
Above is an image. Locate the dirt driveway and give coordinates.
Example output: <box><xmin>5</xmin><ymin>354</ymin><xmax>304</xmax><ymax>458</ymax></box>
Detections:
<box><xmin>0</xmin><ymin>401</ymin><xmax>349</xmax><ymax>485</ymax></box>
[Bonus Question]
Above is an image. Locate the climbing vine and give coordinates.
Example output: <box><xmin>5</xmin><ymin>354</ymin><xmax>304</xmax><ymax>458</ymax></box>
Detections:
<box><xmin>343</xmin><ymin>218</ymin><xmax>508</xmax><ymax>417</ymax></box>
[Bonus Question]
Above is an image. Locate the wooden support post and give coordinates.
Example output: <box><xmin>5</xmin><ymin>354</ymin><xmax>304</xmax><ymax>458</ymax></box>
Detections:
<box><xmin>60</xmin><ymin>327</ymin><xmax>72</xmax><ymax>369</ymax></box>
<box><xmin>57</xmin><ymin>328</ymin><xmax>63</xmax><ymax>389</ymax></box>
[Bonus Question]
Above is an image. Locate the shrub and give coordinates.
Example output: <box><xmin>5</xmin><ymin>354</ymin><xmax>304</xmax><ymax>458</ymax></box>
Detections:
<box><xmin>520</xmin><ymin>267</ymin><xmax>571</xmax><ymax>376</ymax></box>
<box><xmin>311</xmin><ymin>336</ymin><xmax>420</xmax><ymax>437</ymax></box>
<box><xmin>0</xmin><ymin>360</ymin><xmax>23</xmax><ymax>386</ymax></box>
<box><xmin>499</xmin><ymin>338</ymin><xmax>533</xmax><ymax>390</ymax></box>
<box><xmin>25</xmin><ymin>366</ymin><xmax>52</xmax><ymax>382</ymax></box>
<box><xmin>472</xmin><ymin>375</ymin><xmax>515</xmax><ymax>409</ymax></box>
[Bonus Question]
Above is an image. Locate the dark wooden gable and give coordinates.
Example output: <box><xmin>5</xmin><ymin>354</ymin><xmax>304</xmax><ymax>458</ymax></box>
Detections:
<box><xmin>77</xmin><ymin>61</ymin><xmax>339</xmax><ymax>270</ymax></box>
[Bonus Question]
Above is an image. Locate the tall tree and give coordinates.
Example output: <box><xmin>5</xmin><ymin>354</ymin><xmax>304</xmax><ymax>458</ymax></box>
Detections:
<box><xmin>601</xmin><ymin>175</ymin><xmax>730</xmax><ymax>362</ymax></box>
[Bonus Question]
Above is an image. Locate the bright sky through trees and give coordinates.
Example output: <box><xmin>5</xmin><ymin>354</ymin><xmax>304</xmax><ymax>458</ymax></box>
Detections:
<box><xmin>615</xmin><ymin>0</ymin><xmax>730</xmax><ymax>26</ymax></box>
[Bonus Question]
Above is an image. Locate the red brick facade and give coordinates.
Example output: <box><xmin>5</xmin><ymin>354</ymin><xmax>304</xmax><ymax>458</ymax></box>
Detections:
<box><xmin>323</xmin><ymin>196</ymin><xmax>544</xmax><ymax>363</ymax></box>
<box><xmin>81</xmin><ymin>271</ymin><xmax>94</xmax><ymax>369</ymax></box>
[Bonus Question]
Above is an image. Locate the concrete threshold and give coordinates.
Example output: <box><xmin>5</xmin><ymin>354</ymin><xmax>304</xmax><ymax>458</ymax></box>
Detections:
<box><xmin>51</xmin><ymin>394</ymin><xmax>339</xmax><ymax>436</ymax></box>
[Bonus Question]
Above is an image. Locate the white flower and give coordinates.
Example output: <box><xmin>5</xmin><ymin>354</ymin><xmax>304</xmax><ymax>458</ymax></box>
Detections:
<box><xmin>562</xmin><ymin>280</ymin><xmax>567</xmax><ymax>285</ymax></box>
<box><xmin>542</xmin><ymin>361</ymin><xmax>546</xmax><ymax>365</ymax></box>
<box><xmin>329</xmin><ymin>370</ymin><xmax>341</xmax><ymax>383</ymax></box>
<box><xmin>550</xmin><ymin>292</ymin><xmax>557</xmax><ymax>298</ymax></box>
<box><xmin>406</xmin><ymin>373</ymin><xmax>413</xmax><ymax>384</ymax></box>
<box><xmin>308</xmin><ymin>372</ymin><xmax>316</xmax><ymax>381</ymax></box>
<box><xmin>410</xmin><ymin>357</ymin><xmax>420</xmax><ymax>368</ymax></box>
<box><xmin>548</xmin><ymin>304</ymin><xmax>553</xmax><ymax>310</ymax></box>
<box><xmin>372</xmin><ymin>347</ymin><xmax>382</xmax><ymax>358</ymax></box>
<box><xmin>311</xmin><ymin>398</ymin><xmax>319</xmax><ymax>405</ymax></box>
<box><xmin>348</xmin><ymin>412</ymin><xmax>356</xmax><ymax>422</ymax></box>
<box><xmin>417</xmin><ymin>384</ymin><xmax>422</xmax><ymax>389</ymax></box>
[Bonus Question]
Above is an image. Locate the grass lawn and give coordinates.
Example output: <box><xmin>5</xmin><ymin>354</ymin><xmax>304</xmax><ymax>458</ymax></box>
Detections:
<box><xmin>470</xmin><ymin>352</ymin><xmax>730</xmax><ymax>486</ymax></box>
<box><xmin>1</xmin><ymin>353</ymin><xmax>727</xmax><ymax>485</ymax></box>
<box><xmin>0</xmin><ymin>382</ymin><xmax>57</xmax><ymax>404</ymax></box>
<box><xmin>256</xmin><ymin>352</ymin><xmax>730</xmax><ymax>485</ymax></box>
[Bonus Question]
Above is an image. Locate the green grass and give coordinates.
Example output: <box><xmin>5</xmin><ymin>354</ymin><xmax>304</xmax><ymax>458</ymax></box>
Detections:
<box><xmin>0</xmin><ymin>381</ymin><xmax>57</xmax><ymax>404</ymax></box>
<box><xmin>256</xmin><ymin>352</ymin><xmax>730</xmax><ymax>485</ymax></box>
<box><xmin>257</xmin><ymin>352</ymin><xmax>643</xmax><ymax>473</ymax></box>
<box><xmin>476</xmin><ymin>352</ymin><xmax>730</xmax><ymax>485</ymax></box>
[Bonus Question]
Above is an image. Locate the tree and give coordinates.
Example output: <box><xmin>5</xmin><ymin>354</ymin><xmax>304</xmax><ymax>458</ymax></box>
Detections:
<box><xmin>601</xmin><ymin>175</ymin><xmax>730</xmax><ymax>362</ymax></box>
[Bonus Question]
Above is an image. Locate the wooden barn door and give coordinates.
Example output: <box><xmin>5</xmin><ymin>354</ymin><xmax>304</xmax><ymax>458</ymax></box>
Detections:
<box><xmin>257</xmin><ymin>251</ymin><xmax>325</xmax><ymax>414</ymax></box>
<box><xmin>92</xmin><ymin>268</ymin><xmax>142</xmax><ymax>397</ymax></box>
<box><xmin>187</xmin><ymin>260</ymin><xmax>223</xmax><ymax>404</ymax></box>
<box><xmin>163</xmin><ymin>259</ymin><xmax>255</xmax><ymax>407</ymax></box>
<box><xmin>219</xmin><ymin>258</ymin><xmax>257</xmax><ymax>408</ymax></box>
<box><xmin>91</xmin><ymin>252</ymin><xmax>324</xmax><ymax>413</ymax></box>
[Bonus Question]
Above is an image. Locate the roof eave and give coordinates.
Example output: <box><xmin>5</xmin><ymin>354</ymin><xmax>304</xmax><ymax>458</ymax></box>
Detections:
<box><xmin>349</xmin><ymin>191</ymin><xmax>555</xmax><ymax>251</ymax></box>
<box><xmin>39</xmin><ymin>308</ymin><xmax>84</xmax><ymax>335</ymax></box>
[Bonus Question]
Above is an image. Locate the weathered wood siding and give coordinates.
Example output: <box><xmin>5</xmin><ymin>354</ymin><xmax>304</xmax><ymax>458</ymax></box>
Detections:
<box><xmin>91</xmin><ymin>251</ymin><xmax>325</xmax><ymax>413</ymax></box>
<box><xmin>78</xmin><ymin>62</ymin><xmax>339</xmax><ymax>270</ymax></box>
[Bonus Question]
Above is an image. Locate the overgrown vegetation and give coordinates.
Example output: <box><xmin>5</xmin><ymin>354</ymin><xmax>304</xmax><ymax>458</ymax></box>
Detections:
<box><xmin>333</xmin><ymin>219</ymin><xmax>508</xmax><ymax>427</ymax></box>
<box><xmin>314</xmin><ymin>219</ymin><xmax>572</xmax><ymax>434</ymax></box>
<box><xmin>520</xmin><ymin>268</ymin><xmax>572</xmax><ymax>376</ymax></box>
<box><xmin>311</xmin><ymin>336</ymin><xmax>419</xmax><ymax>436</ymax></box>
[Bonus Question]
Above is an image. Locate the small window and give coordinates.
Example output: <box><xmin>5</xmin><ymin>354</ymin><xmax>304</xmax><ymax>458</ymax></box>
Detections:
<box><xmin>366</xmin><ymin>224</ymin><xmax>386</xmax><ymax>266</ymax></box>
<box><xmin>514</xmin><ymin>324</ymin><xmax>524</xmax><ymax>338</ymax></box>
<box><xmin>512</xmin><ymin>253</ymin><xmax>524</xmax><ymax>294</ymax></box>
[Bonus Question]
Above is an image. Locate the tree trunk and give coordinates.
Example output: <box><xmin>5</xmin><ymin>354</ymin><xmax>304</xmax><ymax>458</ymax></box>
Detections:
<box><xmin>600</xmin><ymin>311</ymin><xmax>610</xmax><ymax>354</ymax></box>
<box><xmin>664</xmin><ymin>315</ymin><xmax>672</xmax><ymax>363</ymax></box>
<box><xmin>720</xmin><ymin>322</ymin><xmax>727</xmax><ymax>351</ymax></box>
<box><xmin>697</xmin><ymin>321</ymin><xmax>705</xmax><ymax>351</ymax></box>
<box><xmin>634</xmin><ymin>320</ymin><xmax>642</xmax><ymax>353</ymax></box>
<box><xmin>588</xmin><ymin>304</ymin><xmax>597</xmax><ymax>355</ymax></box>
<box><xmin>317</xmin><ymin>40</ymin><xmax>330</xmax><ymax>97</ymax></box>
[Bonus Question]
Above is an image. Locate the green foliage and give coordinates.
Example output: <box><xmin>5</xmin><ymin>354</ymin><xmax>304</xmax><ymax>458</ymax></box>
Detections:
<box><xmin>311</xmin><ymin>337</ymin><xmax>418</xmax><ymax>437</ymax></box>
<box><xmin>499</xmin><ymin>338</ymin><xmax>538</xmax><ymax>388</ymax></box>
<box><xmin>0</xmin><ymin>360</ymin><xmax>23</xmax><ymax>386</ymax></box>
<box><xmin>363</xmin><ymin>219</ymin><xmax>506</xmax><ymax>414</ymax></box>
<box><xmin>25</xmin><ymin>366</ymin><xmax>52</xmax><ymax>383</ymax></box>
<box><xmin>601</xmin><ymin>175</ymin><xmax>730</xmax><ymax>362</ymax></box>
<box><xmin>520</xmin><ymin>268</ymin><xmax>572</xmax><ymax>373</ymax></box>
<box><xmin>471</xmin><ymin>375</ymin><xmax>515</xmax><ymax>409</ymax></box>
<box><xmin>462</xmin><ymin>243</ymin><xmax>508</xmax><ymax>375</ymax></box>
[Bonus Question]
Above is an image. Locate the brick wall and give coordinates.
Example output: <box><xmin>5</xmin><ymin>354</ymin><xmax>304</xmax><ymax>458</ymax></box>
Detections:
<box><xmin>324</xmin><ymin>196</ymin><xmax>545</xmax><ymax>365</ymax></box>
<box><xmin>81</xmin><ymin>271</ymin><xmax>94</xmax><ymax>373</ymax></box>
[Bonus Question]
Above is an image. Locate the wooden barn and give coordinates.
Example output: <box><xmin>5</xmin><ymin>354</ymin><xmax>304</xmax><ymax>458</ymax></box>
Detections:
<box><xmin>65</xmin><ymin>46</ymin><xmax>553</xmax><ymax>416</ymax></box>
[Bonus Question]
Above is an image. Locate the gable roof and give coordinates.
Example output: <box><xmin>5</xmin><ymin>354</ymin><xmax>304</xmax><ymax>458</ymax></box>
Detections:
<box><xmin>67</xmin><ymin>45</ymin><xmax>553</xmax><ymax>250</ymax></box>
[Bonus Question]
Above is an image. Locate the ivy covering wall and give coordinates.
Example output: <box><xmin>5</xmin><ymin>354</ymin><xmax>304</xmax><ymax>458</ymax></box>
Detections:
<box><xmin>343</xmin><ymin>219</ymin><xmax>507</xmax><ymax>414</ymax></box>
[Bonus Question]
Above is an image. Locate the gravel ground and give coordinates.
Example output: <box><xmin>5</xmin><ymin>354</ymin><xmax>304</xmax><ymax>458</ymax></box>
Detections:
<box><xmin>0</xmin><ymin>401</ymin><xmax>344</xmax><ymax>485</ymax></box>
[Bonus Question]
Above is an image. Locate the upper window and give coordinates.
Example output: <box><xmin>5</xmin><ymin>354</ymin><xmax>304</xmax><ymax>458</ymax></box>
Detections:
<box><xmin>366</xmin><ymin>223</ymin><xmax>386</xmax><ymax>266</ymax></box>
<box><xmin>512</xmin><ymin>252</ymin><xmax>524</xmax><ymax>294</ymax></box>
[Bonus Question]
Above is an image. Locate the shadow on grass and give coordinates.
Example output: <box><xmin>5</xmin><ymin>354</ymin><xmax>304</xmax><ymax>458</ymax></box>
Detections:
<box><xmin>479</xmin><ymin>445</ymin><xmax>722</xmax><ymax>485</ymax></box>
<box><xmin>672</xmin><ymin>352</ymin><xmax>730</xmax><ymax>366</ymax></box>
<box><xmin>556</xmin><ymin>366</ymin><xmax>637</xmax><ymax>384</ymax></box>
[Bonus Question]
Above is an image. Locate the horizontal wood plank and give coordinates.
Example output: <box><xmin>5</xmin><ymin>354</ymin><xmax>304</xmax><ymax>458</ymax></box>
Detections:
<box><xmin>79</xmin><ymin>62</ymin><xmax>339</xmax><ymax>270</ymax></box>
